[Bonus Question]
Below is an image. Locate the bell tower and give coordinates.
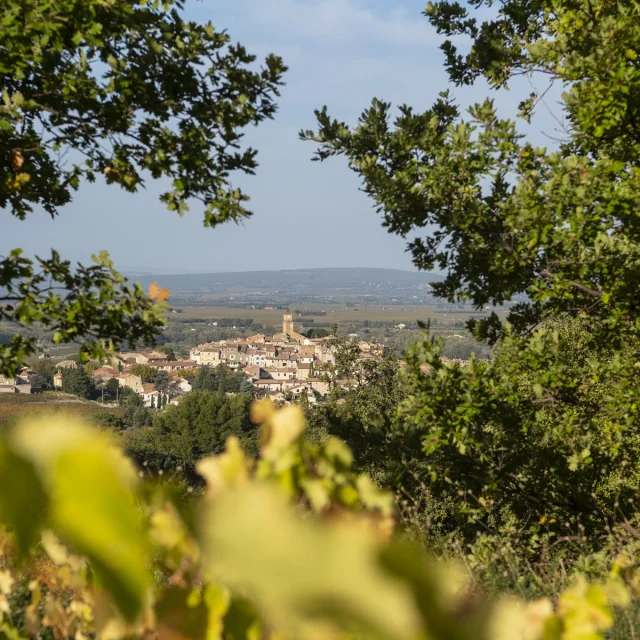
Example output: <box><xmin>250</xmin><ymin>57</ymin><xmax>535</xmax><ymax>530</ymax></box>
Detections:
<box><xmin>283</xmin><ymin>314</ymin><xmax>294</xmax><ymax>335</ymax></box>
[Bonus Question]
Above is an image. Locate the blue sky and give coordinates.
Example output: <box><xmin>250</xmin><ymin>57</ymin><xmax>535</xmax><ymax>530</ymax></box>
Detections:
<box><xmin>3</xmin><ymin>0</ymin><xmax>561</xmax><ymax>274</ymax></box>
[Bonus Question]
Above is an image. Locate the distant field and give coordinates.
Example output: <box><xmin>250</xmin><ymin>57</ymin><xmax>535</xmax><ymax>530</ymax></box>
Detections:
<box><xmin>172</xmin><ymin>304</ymin><xmax>500</xmax><ymax>325</ymax></box>
<box><xmin>0</xmin><ymin>393</ymin><xmax>122</xmax><ymax>429</ymax></box>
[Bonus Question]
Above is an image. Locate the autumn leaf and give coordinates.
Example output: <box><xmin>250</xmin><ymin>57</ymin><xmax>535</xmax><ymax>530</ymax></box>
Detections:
<box><xmin>149</xmin><ymin>281</ymin><xmax>170</xmax><ymax>301</ymax></box>
<box><xmin>9</xmin><ymin>148</ymin><xmax>23</xmax><ymax>171</ymax></box>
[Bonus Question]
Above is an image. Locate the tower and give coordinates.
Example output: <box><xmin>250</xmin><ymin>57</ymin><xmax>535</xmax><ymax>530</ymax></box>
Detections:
<box><xmin>283</xmin><ymin>314</ymin><xmax>294</xmax><ymax>336</ymax></box>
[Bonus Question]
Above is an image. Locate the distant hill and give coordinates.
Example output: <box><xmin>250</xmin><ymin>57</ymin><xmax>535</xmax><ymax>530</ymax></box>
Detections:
<box><xmin>125</xmin><ymin>268</ymin><xmax>444</xmax><ymax>298</ymax></box>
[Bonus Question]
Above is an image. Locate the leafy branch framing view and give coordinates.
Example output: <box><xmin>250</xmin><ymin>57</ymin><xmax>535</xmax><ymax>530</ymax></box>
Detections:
<box><xmin>3</xmin><ymin>0</ymin><xmax>640</xmax><ymax>638</ymax></box>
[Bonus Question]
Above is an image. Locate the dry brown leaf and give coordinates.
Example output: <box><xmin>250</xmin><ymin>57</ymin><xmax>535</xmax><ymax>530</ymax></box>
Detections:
<box><xmin>149</xmin><ymin>281</ymin><xmax>170</xmax><ymax>301</ymax></box>
<box><xmin>9</xmin><ymin>148</ymin><xmax>23</xmax><ymax>171</ymax></box>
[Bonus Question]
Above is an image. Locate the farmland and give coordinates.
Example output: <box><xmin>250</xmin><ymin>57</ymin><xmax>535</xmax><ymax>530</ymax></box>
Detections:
<box><xmin>0</xmin><ymin>393</ymin><xmax>123</xmax><ymax>430</ymax></box>
<box><xmin>173</xmin><ymin>303</ymin><xmax>499</xmax><ymax>326</ymax></box>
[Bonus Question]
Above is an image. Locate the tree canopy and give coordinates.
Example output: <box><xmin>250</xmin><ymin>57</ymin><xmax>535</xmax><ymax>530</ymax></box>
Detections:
<box><xmin>303</xmin><ymin>0</ymin><xmax>640</xmax><ymax>346</ymax></box>
<box><xmin>302</xmin><ymin>0</ymin><xmax>640</xmax><ymax>562</ymax></box>
<box><xmin>1</xmin><ymin>0</ymin><xmax>286</xmax><ymax>376</ymax></box>
<box><xmin>192</xmin><ymin>364</ymin><xmax>246</xmax><ymax>394</ymax></box>
<box><xmin>60</xmin><ymin>365</ymin><xmax>95</xmax><ymax>399</ymax></box>
<box><xmin>124</xmin><ymin>390</ymin><xmax>256</xmax><ymax>477</ymax></box>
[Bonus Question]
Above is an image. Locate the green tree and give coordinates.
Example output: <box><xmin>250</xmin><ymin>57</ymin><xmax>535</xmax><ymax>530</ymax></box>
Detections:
<box><xmin>84</xmin><ymin>360</ymin><xmax>101</xmax><ymax>374</ymax></box>
<box><xmin>60</xmin><ymin>366</ymin><xmax>95</xmax><ymax>399</ymax></box>
<box><xmin>119</xmin><ymin>385</ymin><xmax>140</xmax><ymax>405</ymax></box>
<box><xmin>192</xmin><ymin>364</ymin><xmax>244</xmax><ymax>394</ymax></box>
<box><xmin>124</xmin><ymin>390</ymin><xmax>257</xmax><ymax>477</ymax></box>
<box><xmin>305</xmin><ymin>328</ymin><xmax>330</xmax><ymax>339</ymax></box>
<box><xmin>30</xmin><ymin>359</ymin><xmax>57</xmax><ymax>386</ymax></box>
<box><xmin>122</xmin><ymin>391</ymin><xmax>144</xmax><ymax>422</ymax></box>
<box><xmin>312</xmin><ymin>356</ymin><xmax>410</xmax><ymax>484</ymax></box>
<box><xmin>157</xmin><ymin>345</ymin><xmax>176</xmax><ymax>361</ymax></box>
<box><xmin>302</xmin><ymin>0</ymin><xmax>640</xmax><ymax>559</ymax></box>
<box><xmin>153</xmin><ymin>370</ymin><xmax>181</xmax><ymax>397</ymax></box>
<box><xmin>129</xmin><ymin>365</ymin><xmax>156</xmax><ymax>383</ymax></box>
<box><xmin>132</xmin><ymin>406</ymin><xmax>152</xmax><ymax>429</ymax></box>
<box><xmin>1</xmin><ymin>0</ymin><xmax>286</xmax><ymax>376</ymax></box>
<box><xmin>239</xmin><ymin>379</ymin><xmax>255</xmax><ymax>395</ymax></box>
<box><xmin>304</xmin><ymin>0</ymin><xmax>640</xmax><ymax>347</ymax></box>
<box><xmin>192</xmin><ymin>366</ymin><xmax>216</xmax><ymax>392</ymax></box>
<box><xmin>176</xmin><ymin>367</ymin><xmax>197</xmax><ymax>381</ymax></box>
<box><xmin>105</xmin><ymin>377</ymin><xmax>120</xmax><ymax>397</ymax></box>
<box><xmin>91</xmin><ymin>412</ymin><xmax>125</xmax><ymax>431</ymax></box>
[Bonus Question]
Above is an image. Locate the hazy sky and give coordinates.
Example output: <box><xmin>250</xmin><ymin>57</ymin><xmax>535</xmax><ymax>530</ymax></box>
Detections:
<box><xmin>3</xmin><ymin>0</ymin><xmax>561</xmax><ymax>274</ymax></box>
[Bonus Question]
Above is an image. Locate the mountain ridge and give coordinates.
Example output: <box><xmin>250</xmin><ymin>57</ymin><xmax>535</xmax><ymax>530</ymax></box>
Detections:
<box><xmin>124</xmin><ymin>268</ymin><xmax>445</xmax><ymax>300</ymax></box>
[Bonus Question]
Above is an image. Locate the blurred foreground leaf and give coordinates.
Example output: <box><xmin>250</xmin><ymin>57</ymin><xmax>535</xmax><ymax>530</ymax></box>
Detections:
<box><xmin>0</xmin><ymin>442</ymin><xmax>47</xmax><ymax>555</ymax></box>
<box><xmin>9</xmin><ymin>418</ymin><xmax>151</xmax><ymax>621</ymax></box>
<box><xmin>199</xmin><ymin>484</ymin><xmax>420</xmax><ymax>640</ymax></box>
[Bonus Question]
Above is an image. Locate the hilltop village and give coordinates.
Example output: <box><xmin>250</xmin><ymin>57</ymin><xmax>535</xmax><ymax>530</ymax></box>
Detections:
<box><xmin>187</xmin><ymin>314</ymin><xmax>388</xmax><ymax>402</ymax></box>
<box><xmin>0</xmin><ymin>315</ymin><xmax>388</xmax><ymax>406</ymax></box>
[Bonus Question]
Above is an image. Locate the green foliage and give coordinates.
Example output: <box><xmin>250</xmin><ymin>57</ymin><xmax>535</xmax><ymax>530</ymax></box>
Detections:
<box><xmin>396</xmin><ymin>319</ymin><xmax>640</xmax><ymax>545</ymax></box>
<box><xmin>311</xmin><ymin>355</ymin><xmax>409</xmax><ymax>484</ymax></box>
<box><xmin>60</xmin><ymin>366</ymin><xmax>95</xmax><ymax>399</ymax></box>
<box><xmin>157</xmin><ymin>345</ymin><xmax>176</xmax><ymax>361</ymax></box>
<box><xmin>0</xmin><ymin>405</ymin><xmax>633</xmax><ymax>640</ymax></box>
<box><xmin>0</xmin><ymin>251</ymin><xmax>166</xmax><ymax>377</ymax></box>
<box><xmin>301</xmin><ymin>0</ymin><xmax>640</xmax><ymax>589</ymax></box>
<box><xmin>239</xmin><ymin>379</ymin><xmax>255</xmax><ymax>395</ymax></box>
<box><xmin>153</xmin><ymin>370</ymin><xmax>181</xmax><ymax>396</ymax></box>
<box><xmin>7</xmin><ymin>417</ymin><xmax>151</xmax><ymax>620</ymax></box>
<box><xmin>83</xmin><ymin>360</ymin><xmax>101</xmax><ymax>374</ymax></box>
<box><xmin>0</xmin><ymin>0</ymin><xmax>286</xmax><ymax>376</ymax></box>
<box><xmin>314</xmin><ymin>336</ymin><xmax>362</xmax><ymax>390</ymax></box>
<box><xmin>29</xmin><ymin>360</ymin><xmax>57</xmax><ymax>386</ymax></box>
<box><xmin>119</xmin><ymin>385</ymin><xmax>141</xmax><ymax>404</ymax></box>
<box><xmin>129</xmin><ymin>364</ymin><xmax>156</xmax><ymax>382</ymax></box>
<box><xmin>305</xmin><ymin>327</ymin><xmax>330</xmax><ymax>339</ymax></box>
<box><xmin>105</xmin><ymin>376</ymin><xmax>120</xmax><ymax>397</ymax></box>
<box><xmin>192</xmin><ymin>364</ymin><xmax>245</xmax><ymax>394</ymax></box>
<box><xmin>91</xmin><ymin>412</ymin><xmax>125</xmax><ymax>431</ymax></box>
<box><xmin>302</xmin><ymin>0</ymin><xmax>640</xmax><ymax>348</ymax></box>
<box><xmin>124</xmin><ymin>390</ymin><xmax>256</xmax><ymax>477</ymax></box>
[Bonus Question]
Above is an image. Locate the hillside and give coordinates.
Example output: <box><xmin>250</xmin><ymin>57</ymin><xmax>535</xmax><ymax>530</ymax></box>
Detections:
<box><xmin>126</xmin><ymin>268</ymin><xmax>444</xmax><ymax>302</ymax></box>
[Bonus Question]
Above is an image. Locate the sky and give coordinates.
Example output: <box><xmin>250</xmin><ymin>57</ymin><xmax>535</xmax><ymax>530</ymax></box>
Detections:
<box><xmin>2</xmin><ymin>0</ymin><xmax>562</xmax><ymax>275</ymax></box>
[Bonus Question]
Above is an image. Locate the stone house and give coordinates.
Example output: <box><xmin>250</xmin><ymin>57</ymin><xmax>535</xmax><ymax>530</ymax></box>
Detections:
<box><xmin>118</xmin><ymin>374</ymin><xmax>143</xmax><ymax>393</ymax></box>
<box><xmin>264</xmin><ymin>368</ymin><xmax>296</xmax><ymax>381</ymax></box>
<box><xmin>244</xmin><ymin>366</ymin><xmax>264</xmax><ymax>381</ymax></box>
<box><xmin>92</xmin><ymin>366</ymin><xmax>119</xmax><ymax>382</ymax></box>
<box><xmin>141</xmin><ymin>383</ymin><xmax>160</xmax><ymax>407</ymax></box>
<box><xmin>305</xmin><ymin>378</ymin><xmax>331</xmax><ymax>397</ymax></box>
<box><xmin>0</xmin><ymin>374</ymin><xmax>16</xmax><ymax>393</ymax></box>
<box><xmin>190</xmin><ymin>346</ymin><xmax>221</xmax><ymax>366</ymax></box>
<box><xmin>171</xmin><ymin>377</ymin><xmax>192</xmax><ymax>393</ymax></box>
<box><xmin>56</xmin><ymin>359</ymin><xmax>78</xmax><ymax>369</ymax></box>
<box><xmin>134</xmin><ymin>351</ymin><xmax>168</xmax><ymax>365</ymax></box>
<box><xmin>148</xmin><ymin>360</ymin><xmax>197</xmax><ymax>372</ymax></box>
<box><xmin>296</xmin><ymin>362</ymin><xmax>312</xmax><ymax>380</ymax></box>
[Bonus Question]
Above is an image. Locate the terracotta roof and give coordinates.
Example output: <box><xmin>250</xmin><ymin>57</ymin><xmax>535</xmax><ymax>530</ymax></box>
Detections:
<box><xmin>93</xmin><ymin>366</ymin><xmax>118</xmax><ymax>376</ymax></box>
<box><xmin>57</xmin><ymin>360</ymin><xmax>77</xmax><ymax>368</ymax></box>
<box><xmin>148</xmin><ymin>360</ymin><xmax>196</xmax><ymax>367</ymax></box>
<box><xmin>142</xmin><ymin>383</ymin><xmax>156</xmax><ymax>394</ymax></box>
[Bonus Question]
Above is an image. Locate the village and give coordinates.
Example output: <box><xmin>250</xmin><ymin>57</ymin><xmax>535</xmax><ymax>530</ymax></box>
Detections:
<box><xmin>0</xmin><ymin>315</ymin><xmax>389</xmax><ymax>407</ymax></box>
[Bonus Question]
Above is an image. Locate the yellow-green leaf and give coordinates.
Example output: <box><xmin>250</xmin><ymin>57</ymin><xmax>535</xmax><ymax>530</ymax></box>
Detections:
<box><xmin>10</xmin><ymin>418</ymin><xmax>151</xmax><ymax>621</ymax></box>
<box><xmin>199</xmin><ymin>484</ymin><xmax>420</xmax><ymax>639</ymax></box>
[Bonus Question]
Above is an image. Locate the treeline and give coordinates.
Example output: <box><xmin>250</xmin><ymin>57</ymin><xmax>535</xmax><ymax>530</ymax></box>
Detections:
<box><xmin>123</xmin><ymin>390</ymin><xmax>257</xmax><ymax>480</ymax></box>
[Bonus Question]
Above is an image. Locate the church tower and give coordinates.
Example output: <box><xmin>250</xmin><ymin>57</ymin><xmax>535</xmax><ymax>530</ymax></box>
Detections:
<box><xmin>283</xmin><ymin>314</ymin><xmax>294</xmax><ymax>336</ymax></box>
